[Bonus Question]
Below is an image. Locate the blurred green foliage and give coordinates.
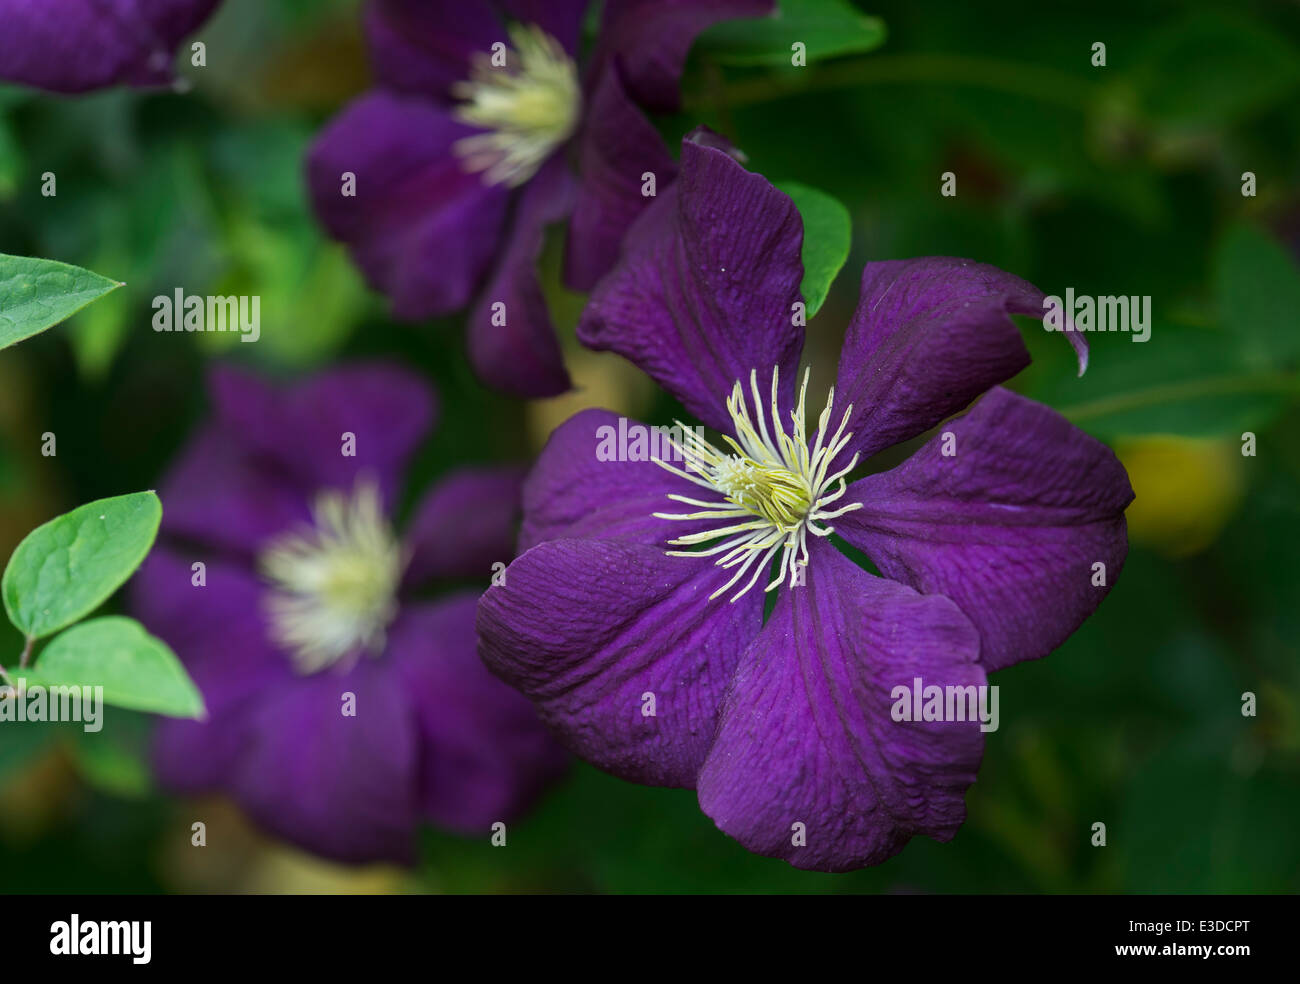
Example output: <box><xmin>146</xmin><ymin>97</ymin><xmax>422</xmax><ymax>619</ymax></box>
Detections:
<box><xmin>0</xmin><ymin>0</ymin><xmax>1297</xmax><ymax>893</ymax></box>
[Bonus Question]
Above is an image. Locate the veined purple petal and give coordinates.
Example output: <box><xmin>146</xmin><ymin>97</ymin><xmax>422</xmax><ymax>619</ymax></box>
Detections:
<box><xmin>592</xmin><ymin>0</ymin><xmax>775</xmax><ymax>113</ymax></box>
<box><xmin>833</xmin><ymin>257</ymin><xmax>1085</xmax><ymax>460</ymax></box>
<box><xmin>834</xmin><ymin>386</ymin><xmax>1133</xmax><ymax>672</ymax></box>
<box><xmin>0</xmin><ymin>0</ymin><xmax>219</xmax><ymax>93</ymax></box>
<box><xmin>477</xmin><ymin>538</ymin><xmax>764</xmax><ymax>787</ymax></box>
<box><xmin>404</xmin><ymin>465</ymin><xmax>526</xmax><ymax>586</ymax></box>
<box><xmin>518</xmin><ymin>408</ymin><xmax>718</xmax><ymax>552</ymax></box>
<box><xmin>696</xmin><ymin>538</ymin><xmax>985</xmax><ymax>872</ymax></box>
<box><xmin>388</xmin><ymin>595</ymin><xmax>568</xmax><ymax>833</ymax></box>
<box><xmin>578</xmin><ymin>137</ymin><xmax>804</xmax><ymax>433</ymax></box>
<box><xmin>565</xmin><ymin>62</ymin><xmax>677</xmax><ymax>291</ymax></box>
<box><xmin>466</xmin><ymin>155</ymin><xmax>574</xmax><ymax>397</ymax></box>
<box><xmin>229</xmin><ymin>659</ymin><xmax>420</xmax><ymax>865</ymax></box>
<box><xmin>208</xmin><ymin>363</ymin><xmax>435</xmax><ymax>509</ymax></box>
<box><xmin>306</xmin><ymin>91</ymin><xmax>510</xmax><ymax>320</ymax></box>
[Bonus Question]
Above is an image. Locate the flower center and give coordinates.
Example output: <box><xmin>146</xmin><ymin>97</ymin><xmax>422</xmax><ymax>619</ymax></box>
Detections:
<box><xmin>451</xmin><ymin>23</ymin><xmax>581</xmax><ymax>188</ymax></box>
<box><xmin>259</xmin><ymin>482</ymin><xmax>405</xmax><ymax>674</ymax></box>
<box><xmin>652</xmin><ymin>367</ymin><xmax>862</xmax><ymax>602</ymax></box>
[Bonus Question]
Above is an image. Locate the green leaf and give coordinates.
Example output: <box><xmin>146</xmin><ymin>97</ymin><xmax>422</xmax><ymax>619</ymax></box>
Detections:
<box><xmin>1213</xmin><ymin>222</ymin><xmax>1300</xmax><ymax>366</ymax></box>
<box><xmin>3</xmin><ymin>491</ymin><xmax>162</xmax><ymax>639</ymax></box>
<box><xmin>695</xmin><ymin>0</ymin><xmax>886</xmax><ymax>67</ymax></box>
<box><xmin>0</xmin><ymin>254</ymin><xmax>122</xmax><ymax>352</ymax></box>
<box><xmin>29</xmin><ymin>616</ymin><xmax>204</xmax><ymax>719</ymax></box>
<box><xmin>775</xmin><ymin>181</ymin><xmax>851</xmax><ymax>317</ymax></box>
<box><xmin>1039</xmin><ymin>327</ymin><xmax>1297</xmax><ymax>440</ymax></box>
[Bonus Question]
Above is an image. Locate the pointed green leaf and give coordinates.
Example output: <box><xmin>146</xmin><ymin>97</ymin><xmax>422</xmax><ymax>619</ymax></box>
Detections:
<box><xmin>695</xmin><ymin>0</ymin><xmax>886</xmax><ymax>67</ymax></box>
<box><xmin>29</xmin><ymin>617</ymin><xmax>204</xmax><ymax>719</ymax></box>
<box><xmin>0</xmin><ymin>254</ymin><xmax>122</xmax><ymax>352</ymax></box>
<box><xmin>776</xmin><ymin>181</ymin><xmax>851</xmax><ymax>317</ymax></box>
<box><xmin>3</xmin><ymin>491</ymin><xmax>162</xmax><ymax>639</ymax></box>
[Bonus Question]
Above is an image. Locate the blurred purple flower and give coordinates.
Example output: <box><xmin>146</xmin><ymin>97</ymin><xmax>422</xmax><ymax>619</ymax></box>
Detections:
<box><xmin>131</xmin><ymin>364</ymin><xmax>566</xmax><ymax>865</ymax></box>
<box><xmin>305</xmin><ymin>0</ymin><xmax>772</xmax><ymax>398</ymax></box>
<box><xmin>0</xmin><ymin>0</ymin><xmax>221</xmax><ymax>93</ymax></box>
<box><xmin>477</xmin><ymin>137</ymin><xmax>1133</xmax><ymax>871</ymax></box>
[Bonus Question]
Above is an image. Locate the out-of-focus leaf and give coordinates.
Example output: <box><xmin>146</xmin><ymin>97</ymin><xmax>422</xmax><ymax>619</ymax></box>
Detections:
<box><xmin>0</xmin><ymin>117</ymin><xmax>20</xmax><ymax>198</ymax></box>
<box><xmin>1127</xmin><ymin>10</ymin><xmax>1300</xmax><ymax>126</ymax></box>
<box><xmin>695</xmin><ymin>0</ymin><xmax>886</xmax><ymax>67</ymax></box>
<box><xmin>775</xmin><ymin>180</ymin><xmax>850</xmax><ymax>317</ymax></box>
<box><xmin>1041</xmin><ymin>326</ymin><xmax>1296</xmax><ymax>439</ymax></box>
<box><xmin>1213</xmin><ymin>222</ymin><xmax>1300</xmax><ymax>367</ymax></box>
<box><xmin>71</xmin><ymin>708</ymin><xmax>153</xmax><ymax>797</ymax></box>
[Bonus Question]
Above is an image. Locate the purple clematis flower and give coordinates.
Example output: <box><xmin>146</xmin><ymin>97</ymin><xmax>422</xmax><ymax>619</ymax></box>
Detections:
<box><xmin>477</xmin><ymin>137</ymin><xmax>1134</xmax><ymax>871</ymax></box>
<box><xmin>0</xmin><ymin>0</ymin><xmax>221</xmax><ymax>93</ymax></box>
<box><xmin>305</xmin><ymin>0</ymin><xmax>772</xmax><ymax>398</ymax></box>
<box><xmin>131</xmin><ymin>364</ymin><xmax>566</xmax><ymax>864</ymax></box>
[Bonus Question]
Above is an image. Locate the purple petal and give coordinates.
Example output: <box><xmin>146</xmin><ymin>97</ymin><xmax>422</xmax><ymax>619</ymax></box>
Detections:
<box><xmin>696</xmin><ymin>538</ymin><xmax>985</xmax><ymax>872</ymax></box>
<box><xmin>592</xmin><ymin>0</ymin><xmax>775</xmax><ymax>113</ymax></box>
<box><xmin>229</xmin><ymin>659</ymin><xmax>420</xmax><ymax>864</ymax></box>
<box><xmin>404</xmin><ymin>465</ymin><xmax>526</xmax><ymax>586</ymax></box>
<box><xmin>833</xmin><ymin>387</ymin><xmax>1133</xmax><ymax>672</ymax></box>
<box><xmin>364</xmin><ymin>0</ymin><xmax>504</xmax><ymax>99</ymax></box>
<box><xmin>834</xmin><ymin>257</ymin><xmax>1085</xmax><ymax>460</ymax></box>
<box><xmin>565</xmin><ymin>62</ymin><xmax>677</xmax><ymax>291</ymax></box>
<box><xmin>306</xmin><ymin>91</ymin><xmax>510</xmax><ymax>320</ymax></box>
<box><xmin>388</xmin><ymin>595</ymin><xmax>568</xmax><ymax>832</ymax></box>
<box><xmin>154</xmin><ymin>423</ymin><xmax>312</xmax><ymax>556</ymax></box>
<box><xmin>518</xmin><ymin>408</ymin><xmax>719</xmax><ymax>552</ymax></box>
<box><xmin>208</xmin><ymin>363</ymin><xmax>435</xmax><ymax>508</ymax></box>
<box><xmin>132</xmin><ymin>548</ymin><xmax>292</xmax><ymax>791</ymax></box>
<box><xmin>0</xmin><ymin>0</ymin><xmax>219</xmax><ymax>93</ymax></box>
<box><xmin>477</xmin><ymin>539</ymin><xmax>764</xmax><ymax>787</ymax></box>
<box><xmin>466</xmin><ymin>155</ymin><xmax>574</xmax><ymax>397</ymax></box>
<box><xmin>498</xmin><ymin>0</ymin><xmax>586</xmax><ymax>54</ymax></box>
<box><xmin>578</xmin><ymin>137</ymin><xmax>804</xmax><ymax>433</ymax></box>
<box><xmin>364</xmin><ymin>0</ymin><xmax>586</xmax><ymax>100</ymax></box>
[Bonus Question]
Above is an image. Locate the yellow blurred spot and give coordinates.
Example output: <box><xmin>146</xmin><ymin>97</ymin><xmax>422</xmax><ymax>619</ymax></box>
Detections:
<box><xmin>158</xmin><ymin>796</ymin><xmax>418</xmax><ymax>894</ymax></box>
<box><xmin>1116</xmin><ymin>435</ymin><xmax>1245</xmax><ymax>557</ymax></box>
<box><xmin>240</xmin><ymin>845</ymin><xmax>415</xmax><ymax>895</ymax></box>
<box><xmin>526</xmin><ymin>350</ymin><xmax>656</xmax><ymax>451</ymax></box>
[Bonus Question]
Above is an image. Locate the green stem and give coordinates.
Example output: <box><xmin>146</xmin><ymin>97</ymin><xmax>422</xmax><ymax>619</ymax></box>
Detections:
<box><xmin>18</xmin><ymin>635</ymin><xmax>32</xmax><ymax>669</ymax></box>
<box><xmin>687</xmin><ymin>53</ymin><xmax>1099</xmax><ymax>112</ymax></box>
